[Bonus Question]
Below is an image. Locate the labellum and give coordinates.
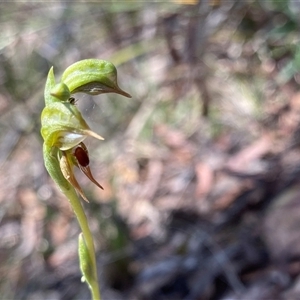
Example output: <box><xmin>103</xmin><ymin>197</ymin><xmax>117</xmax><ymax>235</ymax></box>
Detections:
<box><xmin>59</xmin><ymin>143</ymin><xmax>104</xmax><ymax>202</ymax></box>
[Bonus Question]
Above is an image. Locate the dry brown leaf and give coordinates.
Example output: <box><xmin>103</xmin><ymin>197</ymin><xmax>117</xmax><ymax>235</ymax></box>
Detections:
<box><xmin>213</xmin><ymin>178</ymin><xmax>253</xmax><ymax>210</ymax></box>
<box><xmin>140</xmin><ymin>159</ymin><xmax>163</xmax><ymax>200</ymax></box>
<box><xmin>195</xmin><ymin>162</ymin><xmax>214</xmax><ymax>198</ymax></box>
<box><xmin>155</xmin><ymin>124</ymin><xmax>188</xmax><ymax>149</ymax></box>
<box><xmin>226</xmin><ymin>135</ymin><xmax>271</xmax><ymax>173</ymax></box>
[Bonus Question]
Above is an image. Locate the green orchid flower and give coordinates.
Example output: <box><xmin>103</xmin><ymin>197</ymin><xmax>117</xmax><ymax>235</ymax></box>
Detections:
<box><xmin>41</xmin><ymin>59</ymin><xmax>131</xmax><ymax>201</ymax></box>
<box><xmin>41</xmin><ymin>59</ymin><xmax>131</xmax><ymax>300</ymax></box>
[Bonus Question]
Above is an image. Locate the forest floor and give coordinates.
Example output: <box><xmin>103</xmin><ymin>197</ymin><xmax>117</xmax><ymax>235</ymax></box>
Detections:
<box><xmin>1</xmin><ymin>2</ymin><xmax>300</xmax><ymax>300</ymax></box>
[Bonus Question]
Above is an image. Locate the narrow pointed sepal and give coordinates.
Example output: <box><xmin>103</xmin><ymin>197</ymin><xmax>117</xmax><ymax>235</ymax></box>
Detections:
<box><xmin>73</xmin><ymin>143</ymin><xmax>104</xmax><ymax>190</ymax></box>
<box><xmin>79</xmin><ymin>165</ymin><xmax>104</xmax><ymax>190</ymax></box>
<box><xmin>82</xmin><ymin>129</ymin><xmax>105</xmax><ymax>141</ymax></box>
<box><xmin>59</xmin><ymin>151</ymin><xmax>89</xmax><ymax>202</ymax></box>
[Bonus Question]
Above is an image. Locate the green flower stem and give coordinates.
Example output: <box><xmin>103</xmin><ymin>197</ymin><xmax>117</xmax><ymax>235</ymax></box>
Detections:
<box><xmin>64</xmin><ymin>188</ymin><xmax>100</xmax><ymax>300</ymax></box>
<box><xmin>43</xmin><ymin>143</ymin><xmax>100</xmax><ymax>300</ymax></box>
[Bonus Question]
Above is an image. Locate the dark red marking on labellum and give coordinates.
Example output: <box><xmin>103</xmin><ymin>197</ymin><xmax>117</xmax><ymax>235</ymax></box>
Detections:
<box><xmin>75</xmin><ymin>146</ymin><xmax>89</xmax><ymax>167</ymax></box>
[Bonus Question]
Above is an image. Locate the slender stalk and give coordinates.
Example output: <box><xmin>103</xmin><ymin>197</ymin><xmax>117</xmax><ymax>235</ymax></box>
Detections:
<box><xmin>43</xmin><ymin>144</ymin><xmax>100</xmax><ymax>299</ymax></box>
<box><xmin>64</xmin><ymin>187</ymin><xmax>100</xmax><ymax>300</ymax></box>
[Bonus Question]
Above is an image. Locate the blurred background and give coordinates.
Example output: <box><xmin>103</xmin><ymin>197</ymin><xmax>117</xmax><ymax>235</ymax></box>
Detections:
<box><xmin>2</xmin><ymin>1</ymin><xmax>300</xmax><ymax>299</ymax></box>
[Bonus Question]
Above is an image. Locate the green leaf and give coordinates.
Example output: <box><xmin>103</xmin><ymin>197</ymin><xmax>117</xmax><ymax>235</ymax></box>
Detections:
<box><xmin>78</xmin><ymin>233</ymin><xmax>94</xmax><ymax>285</ymax></box>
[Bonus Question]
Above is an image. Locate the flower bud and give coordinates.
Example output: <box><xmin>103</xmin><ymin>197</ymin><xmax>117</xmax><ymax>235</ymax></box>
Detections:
<box><xmin>50</xmin><ymin>82</ymin><xmax>71</xmax><ymax>101</ymax></box>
